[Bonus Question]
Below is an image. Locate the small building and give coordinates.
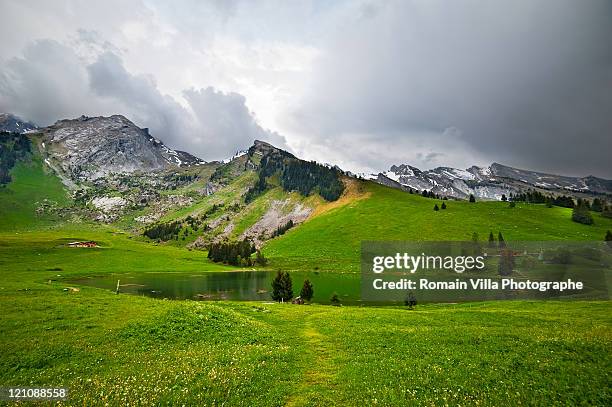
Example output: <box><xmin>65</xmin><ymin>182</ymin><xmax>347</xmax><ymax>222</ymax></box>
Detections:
<box><xmin>67</xmin><ymin>241</ymin><xmax>98</xmax><ymax>248</ymax></box>
<box><xmin>291</xmin><ymin>296</ymin><xmax>304</xmax><ymax>305</ymax></box>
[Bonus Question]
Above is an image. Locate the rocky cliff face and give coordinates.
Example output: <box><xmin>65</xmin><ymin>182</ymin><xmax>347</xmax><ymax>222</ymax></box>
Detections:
<box><xmin>371</xmin><ymin>162</ymin><xmax>612</xmax><ymax>200</ymax></box>
<box><xmin>39</xmin><ymin>115</ymin><xmax>204</xmax><ymax>181</ymax></box>
<box><xmin>0</xmin><ymin>113</ymin><xmax>37</xmax><ymax>133</ymax></box>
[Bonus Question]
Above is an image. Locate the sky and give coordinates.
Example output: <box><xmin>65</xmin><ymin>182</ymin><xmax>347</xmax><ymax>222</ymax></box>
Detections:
<box><xmin>0</xmin><ymin>0</ymin><xmax>610</xmax><ymax>177</ymax></box>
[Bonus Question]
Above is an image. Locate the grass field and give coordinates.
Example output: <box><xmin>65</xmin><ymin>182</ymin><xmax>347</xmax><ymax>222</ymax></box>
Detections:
<box><xmin>1</xmin><ymin>160</ymin><xmax>611</xmax><ymax>405</ymax></box>
<box><xmin>264</xmin><ymin>181</ymin><xmax>612</xmax><ymax>272</ymax></box>
<box><xmin>1</xmin><ymin>264</ymin><xmax>610</xmax><ymax>406</ymax></box>
<box><xmin>0</xmin><ymin>158</ymin><xmax>70</xmax><ymax>231</ymax></box>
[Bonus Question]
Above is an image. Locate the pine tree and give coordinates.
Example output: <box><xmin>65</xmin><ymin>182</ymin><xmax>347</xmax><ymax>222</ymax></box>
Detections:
<box><xmin>488</xmin><ymin>231</ymin><xmax>495</xmax><ymax>248</ymax></box>
<box><xmin>545</xmin><ymin>197</ymin><xmax>553</xmax><ymax>208</ymax></box>
<box><xmin>300</xmin><ymin>279</ymin><xmax>314</xmax><ymax>301</ymax></box>
<box><xmin>572</xmin><ymin>200</ymin><xmax>594</xmax><ymax>225</ymax></box>
<box><xmin>271</xmin><ymin>271</ymin><xmax>293</xmax><ymax>302</ymax></box>
<box><xmin>469</xmin><ymin>194</ymin><xmax>476</xmax><ymax>203</ymax></box>
<box><xmin>498</xmin><ymin>249</ymin><xmax>515</xmax><ymax>276</ymax></box>
<box><xmin>433</xmin><ymin>204</ymin><xmax>439</xmax><ymax>211</ymax></box>
<box><xmin>471</xmin><ymin>232</ymin><xmax>483</xmax><ymax>256</ymax></box>
<box><xmin>404</xmin><ymin>292</ymin><xmax>417</xmax><ymax>309</ymax></box>
<box><xmin>591</xmin><ymin>198</ymin><xmax>603</xmax><ymax>212</ymax></box>
<box><xmin>255</xmin><ymin>250</ymin><xmax>268</xmax><ymax>266</ymax></box>
<box><xmin>498</xmin><ymin>232</ymin><xmax>506</xmax><ymax>248</ymax></box>
<box><xmin>441</xmin><ymin>202</ymin><xmax>447</xmax><ymax>209</ymax></box>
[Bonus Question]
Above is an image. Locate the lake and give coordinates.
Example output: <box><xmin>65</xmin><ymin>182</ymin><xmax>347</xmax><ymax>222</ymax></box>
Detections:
<box><xmin>70</xmin><ymin>271</ymin><xmax>363</xmax><ymax>305</ymax></box>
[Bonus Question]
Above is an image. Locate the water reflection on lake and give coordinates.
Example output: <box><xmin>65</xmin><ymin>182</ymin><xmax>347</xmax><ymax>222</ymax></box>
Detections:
<box><xmin>71</xmin><ymin>271</ymin><xmax>362</xmax><ymax>305</ymax></box>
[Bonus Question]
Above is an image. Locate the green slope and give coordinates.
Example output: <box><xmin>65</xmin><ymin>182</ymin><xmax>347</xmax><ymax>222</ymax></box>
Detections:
<box><xmin>263</xmin><ymin>181</ymin><xmax>612</xmax><ymax>272</ymax></box>
<box><xmin>0</xmin><ymin>157</ymin><xmax>70</xmax><ymax>230</ymax></box>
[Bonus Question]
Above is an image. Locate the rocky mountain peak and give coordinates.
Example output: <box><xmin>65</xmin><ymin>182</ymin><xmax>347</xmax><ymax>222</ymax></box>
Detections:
<box><xmin>0</xmin><ymin>113</ymin><xmax>37</xmax><ymax>133</ymax></box>
<box><xmin>40</xmin><ymin>114</ymin><xmax>204</xmax><ymax>181</ymax></box>
<box><xmin>389</xmin><ymin>164</ymin><xmax>423</xmax><ymax>177</ymax></box>
<box><xmin>249</xmin><ymin>139</ymin><xmax>295</xmax><ymax>158</ymax></box>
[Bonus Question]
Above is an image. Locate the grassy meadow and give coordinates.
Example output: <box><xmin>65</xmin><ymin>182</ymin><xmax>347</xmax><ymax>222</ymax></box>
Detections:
<box><xmin>1</xmin><ymin>262</ymin><xmax>610</xmax><ymax>405</ymax></box>
<box><xmin>1</xmin><ymin>160</ymin><xmax>611</xmax><ymax>405</ymax></box>
<box><xmin>264</xmin><ymin>181</ymin><xmax>612</xmax><ymax>272</ymax></box>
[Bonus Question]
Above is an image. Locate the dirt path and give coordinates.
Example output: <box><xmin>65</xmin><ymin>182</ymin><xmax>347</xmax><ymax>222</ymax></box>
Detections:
<box><xmin>286</xmin><ymin>311</ymin><xmax>339</xmax><ymax>406</ymax></box>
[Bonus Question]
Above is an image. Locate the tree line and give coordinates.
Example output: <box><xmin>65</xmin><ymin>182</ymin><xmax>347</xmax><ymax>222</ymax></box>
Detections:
<box><xmin>207</xmin><ymin>239</ymin><xmax>268</xmax><ymax>267</ymax></box>
<box><xmin>245</xmin><ymin>152</ymin><xmax>345</xmax><ymax>203</ymax></box>
<box><xmin>271</xmin><ymin>271</ymin><xmax>318</xmax><ymax>303</ymax></box>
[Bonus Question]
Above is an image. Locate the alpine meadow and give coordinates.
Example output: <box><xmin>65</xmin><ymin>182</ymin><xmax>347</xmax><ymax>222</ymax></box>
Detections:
<box><xmin>1</xmin><ymin>1</ymin><xmax>612</xmax><ymax>405</ymax></box>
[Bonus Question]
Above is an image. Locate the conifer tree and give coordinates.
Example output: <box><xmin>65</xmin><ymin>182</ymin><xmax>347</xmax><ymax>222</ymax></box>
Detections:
<box><xmin>469</xmin><ymin>194</ymin><xmax>476</xmax><ymax>203</ymax></box>
<box><xmin>404</xmin><ymin>292</ymin><xmax>417</xmax><ymax>309</ymax></box>
<box><xmin>498</xmin><ymin>232</ymin><xmax>506</xmax><ymax>248</ymax></box>
<box><xmin>441</xmin><ymin>202</ymin><xmax>447</xmax><ymax>209</ymax></box>
<box><xmin>271</xmin><ymin>271</ymin><xmax>293</xmax><ymax>302</ymax></box>
<box><xmin>498</xmin><ymin>249</ymin><xmax>515</xmax><ymax>276</ymax></box>
<box><xmin>433</xmin><ymin>204</ymin><xmax>439</xmax><ymax>211</ymax></box>
<box><xmin>300</xmin><ymin>280</ymin><xmax>314</xmax><ymax>301</ymax></box>
<box><xmin>591</xmin><ymin>198</ymin><xmax>603</xmax><ymax>212</ymax></box>
<box><xmin>255</xmin><ymin>250</ymin><xmax>268</xmax><ymax>266</ymax></box>
<box><xmin>471</xmin><ymin>232</ymin><xmax>483</xmax><ymax>256</ymax></box>
<box><xmin>572</xmin><ymin>200</ymin><xmax>594</xmax><ymax>225</ymax></box>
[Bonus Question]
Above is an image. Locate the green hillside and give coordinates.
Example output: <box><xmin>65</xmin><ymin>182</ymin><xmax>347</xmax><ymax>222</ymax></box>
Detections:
<box><xmin>263</xmin><ymin>181</ymin><xmax>612</xmax><ymax>272</ymax></box>
<box><xmin>0</xmin><ymin>157</ymin><xmax>70</xmax><ymax>230</ymax></box>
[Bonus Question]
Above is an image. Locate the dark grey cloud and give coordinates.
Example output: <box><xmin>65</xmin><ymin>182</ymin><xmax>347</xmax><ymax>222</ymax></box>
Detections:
<box><xmin>288</xmin><ymin>0</ymin><xmax>612</xmax><ymax>177</ymax></box>
<box><xmin>0</xmin><ymin>0</ymin><xmax>610</xmax><ymax>177</ymax></box>
<box><xmin>0</xmin><ymin>39</ymin><xmax>286</xmax><ymax>160</ymax></box>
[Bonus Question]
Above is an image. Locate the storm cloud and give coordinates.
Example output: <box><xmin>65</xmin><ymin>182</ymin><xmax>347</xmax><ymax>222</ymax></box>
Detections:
<box><xmin>286</xmin><ymin>0</ymin><xmax>612</xmax><ymax>177</ymax></box>
<box><xmin>0</xmin><ymin>0</ymin><xmax>610</xmax><ymax>176</ymax></box>
<box><xmin>0</xmin><ymin>39</ymin><xmax>285</xmax><ymax>160</ymax></box>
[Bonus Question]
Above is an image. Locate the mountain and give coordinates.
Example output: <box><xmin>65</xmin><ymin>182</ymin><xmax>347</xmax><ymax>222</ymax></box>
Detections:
<box><xmin>38</xmin><ymin>115</ymin><xmax>204</xmax><ymax>181</ymax></box>
<box><xmin>369</xmin><ymin>162</ymin><xmax>612</xmax><ymax>200</ymax></box>
<box><xmin>0</xmin><ymin>113</ymin><xmax>37</xmax><ymax>133</ymax></box>
<box><xmin>2</xmin><ymin>110</ymin><xmax>612</xmax><ymax>263</ymax></box>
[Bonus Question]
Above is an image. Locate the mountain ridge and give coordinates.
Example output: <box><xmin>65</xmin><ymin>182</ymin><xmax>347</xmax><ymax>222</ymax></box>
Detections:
<box><xmin>367</xmin><ymin>161</ymin><xmax>612</xmax><ymax>200</ymax></box>
<box><xmin>2</xmin><ymin>111</ymin><xmax>610</xmax><ymax>201</ymax></box>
